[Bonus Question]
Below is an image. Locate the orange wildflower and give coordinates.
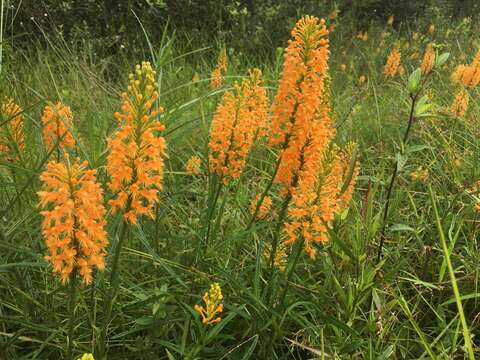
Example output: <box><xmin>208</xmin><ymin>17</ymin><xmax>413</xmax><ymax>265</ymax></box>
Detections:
<box><xmin>208</xmin><ymin>68</ymin><xmax>268</xmax><ymax>184</ymax></box>
<box><xmin>451</xmin><ymin>49</ymin><xmax>480</xmax><ymax>88</ymax></box>
<box><xmin>0</xmin><ymin>97</ymin><xmax>24</xmax><ymax>156</ymax></box>
<box><xmin>410</xmin><ymin>166</ymin><xmax>429</xmax><ymax>182</ymax></box>
<box><xmin>269</xmin><ymin>16</ymin><xmax>331</xmax><ymax>195</ymax></box>
<box><xmin>450</xmin><ymin>89</ymin><xmax>469</xmax><ymax>117</ymax></box>
<box><xmin>194</xmin><ymin>283</ymin><xmax>223</xmax><ymax>325</ymax></box>
<box><xmin>106</xmin><ymin>61</ymin><xmax>167</xmax><ymax>224</ymax></box>
<box><xmin>38</xmin><ymin>155</ymin><xmax>108</xmax><ymax>284</ymax></box>
<box><xmin>421</xmin><ymin>43</ymin><xmax>435</xmax><ymax>75</ymax></box>
<box><xmin>186</xmin><ymin>155</ymin><xmax>202</xmax><ymax>176</ymax></box>
<box><xmin>359</xmin><ymin>75</ymin><xmax>366</xmax><ymax>84</ymax></box>
<box><xmin>340</xmin><ymin>63</ymin><xmax>347</xmax><ymax>72</ymax></box>
<box><xmin>283</xmin><ymin>144</ymin><xmax>359</xmax><ymax>259</ymax></box>
<box><xmin>250</xmin><ymin>194</ymin><xmax>272</xmax><ymax>220</ymax></box>
<box><xmin>428</xmin><ymin>24</ymin><xmax>435</xmax><ymax>33</ymax></box>
<box><xmin>42</xmin><ymin>102</ymin><xmax>76</xmax><ymax>151</ymax></box>
<box><xmin>210</xmin><ymin>48</ymin><xmax>228</xmax><ymax>89</ymax></box>
<box><xmin>383</xmin><ymin>46</ymin><xmax>401</xmax><ymax>77</ymax></box>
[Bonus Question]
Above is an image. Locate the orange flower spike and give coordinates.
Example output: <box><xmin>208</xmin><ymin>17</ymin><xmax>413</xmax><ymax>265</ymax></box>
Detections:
<box><xmin>41</xmin><ymin>102</ymin><xmax>76</xmax><ymax>151</ymax></box>
<box><xmin>383</xmin><ymin>46</ymin><xmax>401</xmax><ymax>77</ymax></box>
<box><xmin>269</xmin><ymin>16</ymin><xmax>330</xmax><ymax>194</ymax></box>
<box><xmin>450</xmin><ymin>89</ymin><xmax>469</xmax><ymax>117</ymax></box>
<box><xmin>421</xmin><ymin>43</ymin><xmax>435</xmax><ymax>75</ymax></box>
<box><xmin>250</xmin><ymin>194</ymin><xmax>272</xmax><ymax>220</ymax></box>
<box><xmin>0</xmin><ymin>98</ymin><xmax>24</xmax><ymax>155</ymax></box>
<box><xmin>211</xmin><ymin>48</ymin><xmax>228</xmax><ymax>89</ymax></box>
<box><xmin>106</xmin><ymin>61</ymin><xmax>167</xmax><ymax>224</ymax></box>
<box><xmin>283</xmin><ymin>143</ymin><xmax>359</xmax><ymax>259</ymax></box>
<box><xmin>451</xmin><ymin>49</ymin><xmax>480</xmax><ymax>88</ymax></box>
<box><xmin>208</xmin><ymin>68</ymin><xmax>268</xmax><ymax>184</ymax></box>
<box><xmin>194</xmin><ymin>283</ymin><xmax>224</xmax><ymax>325</ymax></box>
<box><xmin>186</xmin><ymin>155</ymin><xmax>202</xmax><ymax>176</ymax></box>
<box><xmin>38</xmin><ymin>156</ymin><xmax>108</xmax><ymax>284</ymax></box>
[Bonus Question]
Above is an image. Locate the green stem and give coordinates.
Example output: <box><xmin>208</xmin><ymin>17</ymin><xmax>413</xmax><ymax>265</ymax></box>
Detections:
<box><xmin>204</xmin><ymin>179</ymin><xmax>223</xmax><ymax>249</ymax></box>
<box><xmin>429</xmin><ymin>185</ymin><xmax>474</xmax><ymax>360</ymax></box>
<box><xmin>98</xmin><ymin>213</ymin><xmax>130</xmax><ymax>358</ymax></box>
<box><xmin>67</xmin><ymin>268</ymin><xmax>78</xmax><ymax>360</ymax></box>
<box><xmin>277</xmin><ymin>238</ymin><xmax>304</xmax><ymax>308</ymax></box>
<box><xmin>265</xmin><ymin>195</ymin><xmax>291</xmax><ymax>305</ymax></box>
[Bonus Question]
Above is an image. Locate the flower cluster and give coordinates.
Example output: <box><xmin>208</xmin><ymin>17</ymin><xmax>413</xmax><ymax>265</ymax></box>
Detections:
<box><xmin>283</xmin><ymin>144</ymin><xmax>359</xmax><ymax>258</ymax></box>
<box><xmin>384</xmin><ymin>46</ymin><xmax>402</xmax><ymax>77</ymax></box>
<box><xmin>250</xmin><ymin>194</ymin><xmax>272</xmax><ymax>220</ymax></box>
<box><xmin>421</xmin><ymin>43</ymin><xmax>435</xmax><ymax>75</ymax></box>
<box><xmin>0</xmin><ymin>97</ymin><xmax>24</xmax><ymax>156</ymax></box>
<box><xmin>38</xmin><ymin>156</ymin><xmax>108</xmax><ymax>284</ymax></box>
<box><xmin>269</xmin><ymin>16</ymin><xmax>331</xmax><ymax>195</ymax></box>
<box><xmin>450</xmin><ymin>89</ymin><xmax>469</xmax><ymax>117</ymax></box>
<box><xmin>208</xmin><ymin>68</ymin><xmax>268</xmax><ymax>184</ymax></box>
<box><xmin>451</xmin><ymin>49</ymin><xmax>480</xmax><ymax>88</ymax></box>
<box><xmin>186</xmin><ymin>155</ymin><xmax>202</xmax><ymax>176</ymax></box>
<box><xmin>194</xmin><ymin>283</ymin><xmax>224</xmax><ymax>325</ymax></box>
<box><xmin>42</xmin><ymin>102</ymin><xmax>76</xmax><ymax>151</ymax></box>
<box><xmin>106</xmin><ymin>61</ymin><xmax>167</xmax><ymax>224</ymax></box>
<box><xmin>210</xmin><ymin>48</ymin><xmax>228</xmax><ymax>89</ymax></box>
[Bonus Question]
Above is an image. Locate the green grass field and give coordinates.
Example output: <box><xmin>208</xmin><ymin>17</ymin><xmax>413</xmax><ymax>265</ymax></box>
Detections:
<box><xmin>0</xmin><ymin>11</ymin><xmax>479</xmax><ymax>360</ymax></box>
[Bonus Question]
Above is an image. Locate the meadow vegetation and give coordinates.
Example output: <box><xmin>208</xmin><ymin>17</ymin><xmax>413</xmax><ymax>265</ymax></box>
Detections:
<box><xmin>0</xmin><ymin>4</ymin><xmax>480</xmax><ymax>359</ymax></box>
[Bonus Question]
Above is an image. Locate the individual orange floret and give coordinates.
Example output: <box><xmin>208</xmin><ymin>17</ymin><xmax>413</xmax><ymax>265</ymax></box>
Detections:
<box><xmin>283</xmin><ymin>144</ymin><xmax>359</xmax><ymax>259</ymax></box>
<box><xmin>383</xmin><ymin>46</ymin><xmax>401</xmax><ymax>77</ymax></box>
<box><xmin>268</xmin><ymin>16</ymin><xmax>330</xmax><ymax>195</ymax></box>
<box><xmin>421</xmin><ymin>43</ymin><xmax>435</xmax><ymax>75</ymax></box>
<box><xmin>41</xmin><ymin>102</ymin><xmax>76</xmax><ymax>151</ymax></box>
<box><xmin>250</xmin><ymin>194</ymin><xmax>272</xmax><ymax>220</ymax></box>
<box><xmin>210</xmin><ymin>48</ymin><xmax>228</xmax><ymax>89</ymax></box>
<box><xmin>186</xmin><ymin>155</ymin><xmax>202</xmax><ymax>176</ymax></box>
<box><xmin>450</xmin><ymin>89</ymin><xmax>469</xmax><ymax>117</ymax></box>
<box><xmin>194</xmin><ymin>283</ymin><xmax>224</xmax><ymax>325</ymax></box>
<box><xmin>38</xmin><ymin>155</ymin><xmax>108</xmax><ymax>284</ymax></box>
<box><xmin>0</xmin><ymin>97</ymin><xmax>24</xmax><ymax>156</ymax></box>
<box><xmin>106</xmin><ymin>61</ymin><xmax>167</xmax><ymax>224</ymax></box>
<box><xmin>208</xmin><ymin>68</ymin><xmax>268</xmax><ymax>184</ymax></box>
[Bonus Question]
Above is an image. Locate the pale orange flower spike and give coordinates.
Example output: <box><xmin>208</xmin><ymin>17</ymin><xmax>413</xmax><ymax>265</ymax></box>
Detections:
<box><xmin>268</xmin><ymin>16</ymin><xmax>332</xmax><ymax>196</ymax></box>
<box><xmin>106</xmin><ymin>61</ymin><xmax>167</xmax><ymax>224</ymax></box>
<box><xmin>421</xmin><ymin>43</ymin><xmax>435</xmax><ymax>75</ymax></box>
<box><xmin>38</xmin><ymin>155</ymin><xmax>108</xmax><ymax>284</ymax></box>
<box><xmin>41</xmin><ymin>102</ymin><xmax>76</xmax><ymax>151</ymax></box>
<box><xmin>383</xmin><ymin>46</ymin><xmax>401</xmax><ymax>77</ymax></box>
<box><xmin>208</xmin><ymin>68</ymin><xmax>268</xmax><ymax>184</ymax></box>
<box><xmin>186</xmin><ymin>155</ymin><xmax>202</xmax><ymax>176</ymax></box>
<box><xmin>451</xmin><ymin>49</ymin><xmax>480</xmax><ymax>88</ymax></box>
<box><xmin>0</xmin><ymin>97</ymin><xmax>24</xmax><ymax>156</ymax></box>
<box><xmin>250</xmin><ymin>194</ymin><xmax>272</xmax><ymax>220</ymax></box>
<box><xmin>210</xmin><ymin>48</ymin><xmax>228</xmax><ymax>89</ymax></box>
<box><xmin>194</xmin><ymin>283</ymin><xmax>224</xmax><ymax>326</ymax></box>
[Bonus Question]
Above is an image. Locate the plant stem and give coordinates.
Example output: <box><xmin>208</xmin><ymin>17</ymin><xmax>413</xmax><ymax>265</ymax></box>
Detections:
<box><xmin>67</xmin><ymin>268</ymin><xmax>78</xmax><ymax>360</ymax></box>
<box><xmin>429</xmin><ymin>185</ymin><xmax>475</xmax><ymax>360</ymax></box>
<box><xmin>98</xmin><ymin>213</ymin><xmax>130</xmax><ymax>358</ymax></box>
<box><xmin>376</xmin><ymin>93</ymin><xmax>418</xmax><ymax>264</ymax></box>
<box><xmin>277</xmin><ymin>238</ymin><xmax>304</xmax><ymax>308</ymax></box>
<box><xmin>265</xmin><ymin>194</ymin><xmax>291</xmax><ymax>305</ymax></box>
<box><xmin>204</xmin><ymin>180</ymin><xmax>223</xmax><ymax>248</ymax></box>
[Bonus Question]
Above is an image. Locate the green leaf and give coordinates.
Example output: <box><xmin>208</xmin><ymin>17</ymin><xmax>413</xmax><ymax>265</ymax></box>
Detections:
<box><xmin>435</xmin><ymin>52</ymin><xmax>450</xmax><ymax>67</ymax></box>
<box><xmin>389</xmin><ymin>224</ymin><xmax>415</xmax><ymax>232</ymax></box>
<box><xmin>408</xmin><ymin>68</ymin><xmax>422</xmax><ymax>94</ymax></box>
